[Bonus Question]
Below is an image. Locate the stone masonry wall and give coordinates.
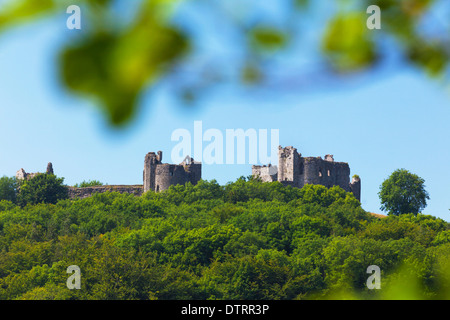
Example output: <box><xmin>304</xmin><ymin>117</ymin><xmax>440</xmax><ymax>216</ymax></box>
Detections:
<box><xmin>154</xmin><ymin>164</ymin><xmax>191</xmax><ymax>192</ymax></box>
<box><xmin>252</xmin><ymin>165</ymin><xmax>277</xmax><ymax>182</ymax></box>
<box><xmin>68</xmin><ymin>185</ymin><xmax>143</xmax><ymax>199</ymax></box>
<box><xmin>144</xmin><ymin>151</ymin><xmax>202</xmax><ymax>193</ymax></box>
<box><xmin>254</xmin><ymin>146</ymin><xmax>360</xmax><ymax>201</ymax></box>
<box><xmin>302</xmin><ymin>157</ymin><xmax>351</xmax><ymax>192</ymax></box>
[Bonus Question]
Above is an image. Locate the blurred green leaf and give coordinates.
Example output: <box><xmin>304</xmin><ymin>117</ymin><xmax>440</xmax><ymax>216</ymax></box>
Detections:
<box><xmin>294</xmin><ymin>0</ymin><xmax>309</xmax><ymax>9</ymax></box>
<box><xmin>408</xmin><ymin>41</ymin><xmax>447</xmax><ymax>76</ymax></box>
<box><xmin>248</xmin><ymin>27</ymin><xmax>288</xmax><ymax>52</ymax></box>
<box><xmin>322</xmin><ymin>12</ymin><xmax>377</xmax><ymax>72</ymax></box>
<box><xmin>60</xmin><ymin>1</ymin><xmax>189</xmax><ymax>126</ymax></box>
<box><xmin>0</xmin><ymin>0</ymin><xmax>56</xmax><ymax>30</ymax></box>
<box><xmin>0</xmin><ymin>0</ymin><xmax>449</xmax><ymax>127</ymax></box>
<box><xmin>241</xmin><ymin>62</ymin><xmax>263</xmax><ymax>84</ymax></box>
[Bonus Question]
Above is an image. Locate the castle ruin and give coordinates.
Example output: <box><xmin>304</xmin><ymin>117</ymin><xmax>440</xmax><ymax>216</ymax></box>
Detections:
<box><xmin>252</xmin><ymin>146</ymin><xmax>361</xmax><ymax>201</ymax></box>
<box><xmin>143</xmin><ymin>151</ymin><xmax>202</xmax><ymax>193</ymax></box>
<box><xmin>15</xmin><ymin>147</ymin><xmax>360</xmax><ymax>201</ymax></box>
<box><xmin>16</xmin><ymin>162</ymin><xmax>54</xmax><ymax>180</ymax></box>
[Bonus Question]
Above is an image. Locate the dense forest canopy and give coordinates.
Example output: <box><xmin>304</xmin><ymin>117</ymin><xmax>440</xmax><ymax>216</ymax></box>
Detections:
<box><xmin>0</xmin><ymin>178</ymin><xmax>449</xmax><ymax>300</ymax></box>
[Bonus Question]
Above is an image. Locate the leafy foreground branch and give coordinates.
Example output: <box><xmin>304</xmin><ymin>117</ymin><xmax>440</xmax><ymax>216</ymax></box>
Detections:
<box><xmin>1</xmin><ymin>0</ymin><xmax>449</xmax><ymax>126</ymax></box>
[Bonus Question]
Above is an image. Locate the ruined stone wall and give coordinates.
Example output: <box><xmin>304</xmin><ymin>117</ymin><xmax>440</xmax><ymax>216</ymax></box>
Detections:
<box><xmin>68</xmin><ymin>185</ymin><xmax>143</xmax><ymax>199</ymax></box>
<box><xmin>302</xmin><ymin>157</ymin><xmax>351</xmax><ymax>192</ymax></box>
<box><xmin>302</xmin><ymin>157</ymin><xmax>322</xmax><ymax>185</ymax></box>
<box><xmin>144</xmin><ymin>151</ymin><xmax>202</xmax><ymax>193</ymax></box>
<box><xmin>252</xmin><ymin>165</ymin><xmax>277</xmax><ymax>182</ymax></box>
<box><xmin>16</xmin><ymin>162</ymin><xmax>54</xmax><ymax>181</ymax></box>
<box><xmin>278</xmin><ymin>146</ymin><xmax>301</xmax><ymax>187</ymax></box>
<box><xmin>185</xmin><ymin>162</ymin><xmax>202</xmax><ymax>185</ymax></box>
<box><xmin>143</xmin><ymin>152</ymin><xmax>159</xmax><ymax>193</ymax></box>
<box><xmin>154</xmin><ymin>164</ymin><xmax>191</xmax><ymax>192</ymax></box>
<box><xmin>335</xmin><ymin>162</ymin><xmax>352</xmax><ymax>192</ymax></box>
<box><xmin>255</xmin><ymin>146</ymin><xmax>360</xmax><ymax>201</ymax></box>
<box><xmin>350</xmin><ymin>176</ymin><xmax>361</xmax><ymax>201</ymax></box>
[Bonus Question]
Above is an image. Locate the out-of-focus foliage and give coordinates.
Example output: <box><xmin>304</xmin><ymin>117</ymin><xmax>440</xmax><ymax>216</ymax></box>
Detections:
<box><xmin>60</xmin><ymin>1</ymin><xmax>189</xmax><ymax>124</ymax></box>
<box><xmin>248</xmin><ymin>27</ymin><xmax>288</xmax><ymax>52</ymax></box>
<box><xmin>322</xmin><ymin>12</ymin><xmax>377</xmax><ymax>72</ymax></box>
<box><xmin>0</xmin><ymin>0</ymin><xmax>448</xmax><ymax>126</ymax></box>
<box><xmin>0</xmin><ymin>178</ymin><xmax>449</xmax><ymax>300</ymax></box>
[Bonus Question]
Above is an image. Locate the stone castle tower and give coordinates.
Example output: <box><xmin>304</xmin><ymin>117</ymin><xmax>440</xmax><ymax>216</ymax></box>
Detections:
<box><xmin>252</xmin><ymin>146</ymin><xmax>361</xmax><ymax>201</ymax></box>
<box><xmin>143</xmin><ymin>151</ymin><xmax>202</xmax><ymax>193</ymax></box>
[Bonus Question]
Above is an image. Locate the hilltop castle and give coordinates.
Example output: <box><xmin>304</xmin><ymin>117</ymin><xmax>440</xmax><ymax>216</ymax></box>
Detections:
<box><xmin>143</xmin><ymin>151</ymin><xmax>201</xmax><ymax>193</ymax></box>
<box><xmin>252</xmin><ymin>146</ymin><xmax>361</xmax><ymax>201</ymax></box>
<box><xmin>15</xmin><ymin>146</ymin><xmax>360</xmax><ymax>201</ymax></box>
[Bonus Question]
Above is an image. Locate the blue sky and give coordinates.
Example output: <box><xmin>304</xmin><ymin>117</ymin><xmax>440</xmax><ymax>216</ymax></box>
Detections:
<box><xmin>0</xmin><ymin>2</ymin><xmax>449</xmax><ymax>220</ymax></box>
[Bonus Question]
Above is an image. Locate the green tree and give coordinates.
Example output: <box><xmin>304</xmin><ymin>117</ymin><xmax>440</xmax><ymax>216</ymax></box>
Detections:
<box><xmin>74</xmin><ymin>180</ymin><xmax>103</xmax><ymax>188</ymax></box>
<box><xmin>0</xmin><ymin>176</ymin><xmax>18</xmax><ymax>203</ymax></box>
<box><xmin>16</xmin><ymin>173</ymin><xmax>69</xmax><ymax>206</ymax></box>
<box><xmin>378</xmin><ymin>169</ymin><xmax>430</xmax><ymax>216</ymax></box>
